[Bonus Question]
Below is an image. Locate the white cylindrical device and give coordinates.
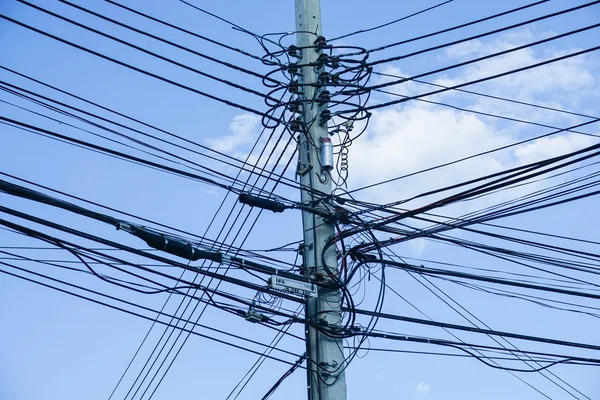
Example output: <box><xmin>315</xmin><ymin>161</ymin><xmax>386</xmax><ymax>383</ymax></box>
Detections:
<box><xmin>320</xmin><ymin>137</ymin><xmax>334</xmax><ymax>171</ymax></box>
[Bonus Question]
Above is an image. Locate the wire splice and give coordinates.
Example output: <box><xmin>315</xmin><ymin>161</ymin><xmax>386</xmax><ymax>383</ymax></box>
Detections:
<box><xmin>238</xmin><ymin>193</ymin><xmax>287</xmax><ymax>213</ymax></box>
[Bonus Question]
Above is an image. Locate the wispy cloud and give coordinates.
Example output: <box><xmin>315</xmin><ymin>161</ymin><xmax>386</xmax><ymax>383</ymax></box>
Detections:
<box><xmin>413</xmin><ymin>381</ymin><xmax>431</xmax><ymax>399</ymax></box>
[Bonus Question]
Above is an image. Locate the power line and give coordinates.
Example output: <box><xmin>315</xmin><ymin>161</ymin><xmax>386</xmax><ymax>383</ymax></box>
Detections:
<box><xmin>0</xmin><ymin>65</ymin><xmax>285</xmax><ymax>178</ymax></box>
<box><xmin>372</xmin><ymin>70</ymin><xmax>600</xmax><ymax>121</ymax></box>
<box><xmin>19</xmin><ymin>1</ymin><xmax>280</xmax><ymax>104</ymax></box>
<box><xmin>0</xmin><ymin>13</ymin><xmax>283</xmax><ymax>124</ymax></box>
<box><xmin>347</xmin><ymin>307</ymin><xmax>600</xmax><ymax>352</ymax></box>
<box><xmin>0</xmin><ymin>264</ymin><xmax>304</xmax><ymax>366</ymax></box>
<box><xmin>329</xmin><ymin>0</ymin><xmax>454</xmax><ymax>41</ymax></box>
<box><xmin>374</xmin><ymin>87</ymin><xmax>600</xmax><ymax>138</ymax></box>
<box><xmin>0</xmin><ymin>80</ymin><xmax>303</xmax><ymax>193</ymax></box>
<box><xmin>103</xmin><ymin>0</ymin><xmax>267</xmax><ymax>62</ymax></box>
<box><xmin>360</xmin><ymin>0</ymin><xmax>600</xmax><ymax>65</ymax></box>
<box><xmin>344</xmin><ymin>116</ymin><xmax>600</xmax><ymax>196</ymax></box>
<box><xmin>346</xmin><ymin>21</ymin><xmax>600</xmax><ymax>96</ymax></box>
<box><xmin>361</xmin><ymin>0</ymin><xmax>549</xmax><ymax>53</ymax></box>
<box><xmin>58</xmin><ymin>0</ymin><xmax>283</xmax><ymax>87</ymax></box>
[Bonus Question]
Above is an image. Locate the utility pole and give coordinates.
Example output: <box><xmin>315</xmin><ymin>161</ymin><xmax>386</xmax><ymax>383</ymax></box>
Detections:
<box><xmin>295</xmin><ymin>1</ymin><xmax>348</xmax><ymax>399</ymax></box>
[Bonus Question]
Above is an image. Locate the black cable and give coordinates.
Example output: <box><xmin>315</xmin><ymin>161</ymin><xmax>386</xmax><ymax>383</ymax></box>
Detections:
<box><xmin>0</xmin><ymin>207</ymin><xmax>305</xmax><ymax>304</ymax></box>
<box><xmin>0</xmin><ymin>96</ymin><xmax>248</xmax><ymax>189</ymax></box>
<box><xmin>345</xmin><ymin>116</ymin><xmax>600</xmax><ymax>196</ymax></box>
<box><xmin>409</xmin><ymin>270</ymin><xmax>589</xmax><ymax>399</ymax></box>
<box><xmin>360</xmin><ymin>0</ymin><xmax>549</xmax><ymax>54</ymax></box>
<box><xmin>19</xmin><ymin>1</ymin><xmax>281</xmax><ymax>104</ymax></box>
<box><xmin>142</xmin><ymin>150</ymin><xmax>302</xmax><ymax>400</ymax></box>
<box><xmin>226</xmin><ymin>304</ymin><xmax>304</xmax><ymax>400</ymax></box>
<box><xmin>0</xmin><ymin>79</ymin><xmax>299</xmax><ymax>189</ymax></box>
<box><xmin>359</xmin><ymin>330</ymin><xmax>600</xmax><ymax>367</ymax></box>
<box><xmin>373</xmin><ymin>264</ymin><xmax>558</xmax><ymax>398</ymax></box>
<box><xmin>0</xmin><ymin>171</ymin><xmax>295</xmax><ymax>269</ymax></box>
<box><xmin>0</xmin><ymin>265</ymin><xmax>304</xmax><ymax>366</ymax></box>
<box><xmin>360</xmin><ymin>0</ymin><xmax>599</xmax><ymax>66</ymax></box>
<box><xmin>0</xmin><ymin>115</ymin><xmax>247</xmax><ymax>193</ymax></box>
<box><xmin>347</xmin><ymin>140</ymin><xmax>600</xmax><ymax>248</ymax></box>
<box><xmin>177</xmin><ymin>0</ymin><xmax>280</xmax><ymax>49</ymax></box>
<box><xmin>0</xmin><ymin>65</ymin><xmax>294</xmax><ymax>185</ymax></box>
<box><xmin>329</xmin><ymin>0</ymin><xmax>454</xmax><ymax>41</ymax></box>
<box><xmin>58</xmin><ymin>0</ymin><xmax>283</xmax><ymax>87</ymax></box>
<box><xmin>380</xmin><ymin>259</ymin><xmax>600</xmax><ymax>301</ymax></box>
<box><xmin>259</xmin><ymin>354</ymin><xmax>306</xmax><ymax>400</ymax></box>
<box><xmin>374</xmin><ymin>88</ymin><xmax>600</xmax><ymax>138</ymax></box>
<box><xmin>0</xmin><ymin>13</ymin><xmax>283</xmax><ymax>125</ymax></box>
<box><xmin>135</xmin><ymin>95</ymin><xmax>303</xmax><ymax>400</ymax></box>
<box><xmin>347</xmin><ymin>307</ymin><xmax>600</xmax><ymax>352</ymax></box>
<box><xmin>118</xmin><ymin>117</ymin><xmax>282</xmax><ymax>400</ymax></box>
<box><xmin>372</xmin><ymin>70</ymin><xmax>600</xmax><ymax>121</ymax></box>
<box><xmin>349</xmin><ymin>44</ymin><xmax>600</xmax><ymax>113</ymax></box>
<box><xmin>104</xmin><ymin>0</ymin><xmax>267</xmax><ymax>63</ymax></box>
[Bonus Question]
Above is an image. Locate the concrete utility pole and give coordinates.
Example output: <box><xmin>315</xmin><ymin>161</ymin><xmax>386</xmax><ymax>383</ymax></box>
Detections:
<box><xmin>295</xmin><ymin>0</ymin><xmax>348</xmax><ymax>399</ymax></box>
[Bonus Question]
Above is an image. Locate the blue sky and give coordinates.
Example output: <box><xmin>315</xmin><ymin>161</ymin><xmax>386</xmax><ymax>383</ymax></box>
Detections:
<box><xmin>1</xmin><ymin>1</ymin><xmax>600</xmax><ymax>399</ymax></box>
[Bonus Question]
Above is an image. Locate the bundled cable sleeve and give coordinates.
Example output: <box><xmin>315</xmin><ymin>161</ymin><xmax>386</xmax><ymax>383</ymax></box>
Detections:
<box><xmin>0</xmin><ymin>182</ymin><xmax>309</xmax><ymax>282</ymax></box>
<box><xmin>0</xmin><ymin>207</ymin><xmax>307</xmax><ymax>304</ymax></box>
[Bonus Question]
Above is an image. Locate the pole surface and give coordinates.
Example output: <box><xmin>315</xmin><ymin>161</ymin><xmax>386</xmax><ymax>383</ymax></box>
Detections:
<box><xmin>295</xmin><ymin>1</ymin><xmax>348</xmax><ymax>399</ymax></box>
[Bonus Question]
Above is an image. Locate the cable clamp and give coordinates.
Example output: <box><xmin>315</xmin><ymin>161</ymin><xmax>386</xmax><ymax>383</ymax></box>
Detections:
<box><xmin>221</xmin><ymin>254</ymin><xmax>232</xmax><ymax>266</ymax></box>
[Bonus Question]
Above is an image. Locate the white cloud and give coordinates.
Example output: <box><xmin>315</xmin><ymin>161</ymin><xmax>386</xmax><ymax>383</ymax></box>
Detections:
<box><xmin>330</xmin><ymin>28</ymin><xmax>600</xmax><ymax>259</ymax></box>
<box><xmin>348</xmin><ymin>105</ymin><xmax>508</xmax><ymax>205</ymax></box>
<box><xmin>376</xmin><ymin>66</ymin><xmax>431</xmax><ymax>98</ymax></box>
<box><xmin>207</xmin><ymin>30</ymin><xmax>600</xmax><ymax>239</ymax></box>
<box><xmin>444</xmin><ymin>39</ymin><xmax>483</xmax><ymax>60</ymax></box>
<box><xmin>413</xmin><ymin>381</ymin><xmax>431</xmax><ymax>399</ymax></box>
<box><xmin>435</xmin><ymin>29</ymin><xmax>598</xmax><ymax>109</ymax></box>
<box><xmin>205</xmin><ymin>114</ymin><xmax>261</xmax><ymax>153</ymax></box>
<box><xmin>514</xmin><ymin>133</ymin><xmax>596</xmax><ymax>165</ymax></box>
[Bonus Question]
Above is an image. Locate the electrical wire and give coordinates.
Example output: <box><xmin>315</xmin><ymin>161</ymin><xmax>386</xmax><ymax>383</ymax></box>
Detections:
<box><xmin>0</xmin><ymin>13</ymin><xmax>284</xmax><ymax>125</ymax></box>
<box><xmin>329</xmin><ymin>0</ymin><xmax>454</xmax><ymax>41</ymax></box>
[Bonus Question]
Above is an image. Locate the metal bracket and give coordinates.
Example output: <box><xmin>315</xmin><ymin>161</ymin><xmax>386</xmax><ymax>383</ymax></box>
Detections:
<box><xmin>316</xmin><ymin>171</ymin><xmax>328</xmax><ymax>184</ymax></box>
<box><xmin>297</xmin><ymin>164</ymin><xmax>313</xmax><ymax>176</ymax></box>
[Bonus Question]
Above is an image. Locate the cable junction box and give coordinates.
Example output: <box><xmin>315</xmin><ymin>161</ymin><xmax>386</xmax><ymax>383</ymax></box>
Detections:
<box><xmin>269</xmin><ymin>275</ymin><xmax>318</xmax><ymax>297</ymax></box>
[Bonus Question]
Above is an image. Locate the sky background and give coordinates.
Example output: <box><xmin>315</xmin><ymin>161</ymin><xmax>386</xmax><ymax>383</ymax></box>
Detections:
<box><xmin>1</xmin><ymin>0</ymin><xmax>600</xmax><ymax>399</ymax></box>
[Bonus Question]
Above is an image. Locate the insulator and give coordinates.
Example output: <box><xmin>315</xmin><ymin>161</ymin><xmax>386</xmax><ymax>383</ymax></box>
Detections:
<box><xmin>313</xmin><ymin>36</ymin><xmax>329</xmax><ymax>52</ymax></box>
<box><xmin>287</xmin><ymin>63</ymin><xmax>300</xmax><ymax>75</ymax></box>
<box><xmin>342</xmin><ymin>120</ymin><xmax>354</xmax><ymax>131</ymax></box>
<box><xmin>318</xmin><ymin>72</ymin><xmax>330</xmax><ymax>85</ymax></box>
<box><xmin>287</xmin><ymin>101</ymin><xmax>302</xmax><ymax>113</ymax></box>
<box><xmin>317</xmin><ymin>90</ymin><xmax>331</xmax><ymax>104</ymax></box>
<box><xmin>330</xmin><ymin>73</ymin><xmax>340</xmax><ymax>85</ymax></box>
<box><xmin>329</xmin><ymin>57</ymin><xmax>340</xmax><ymax>69</ymax></box>
<box><xmin>289</xmin><ymin>80</ymin><xmax>301</xmax><ymax>94</ymax></box>
<box><xmin>288</xmin><ymin>45</ymin><xmax>301</xmax><ymax>58</ymax></box>
<box><xmin>319</xmin><ymin>109</ymin><xmax>331</xmax><ymax>126</ymax></box>
<box><xmin>320</xmin><ymin>137</ymin><xmax>334</xmax><ymax>171</ymax></box>
<box><xmin>289</xmin><ymin>117</ymin><xmax>303</xmax><ymax>132</ymax></box>
<box><xmin>316</xmin><ymin>53</ymin><xmax>329</xmax><ymax>69</ymax></box>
